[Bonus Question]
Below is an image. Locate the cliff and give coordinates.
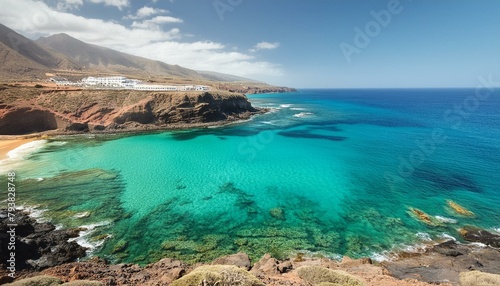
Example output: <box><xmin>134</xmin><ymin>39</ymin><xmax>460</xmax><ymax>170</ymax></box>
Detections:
<box><xmin>0</xmin><ymin>85</ymin><xmax>260</xmax><ymax>135</ymax></box>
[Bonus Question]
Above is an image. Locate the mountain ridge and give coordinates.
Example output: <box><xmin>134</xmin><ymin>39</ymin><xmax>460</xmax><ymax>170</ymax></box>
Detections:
<box><xmin>0</xmin><ymin>23</ymin><xmax>281</xmax><ymax>86</ymax></box>
<box><xmin>36</xmin><ymin>33</ymin><xmax>202</xmax><ymax>79</ymax></box>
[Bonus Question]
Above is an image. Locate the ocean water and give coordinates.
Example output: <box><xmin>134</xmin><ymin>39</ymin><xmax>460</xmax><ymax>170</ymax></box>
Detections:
<box><xmin>2</xmin><ymin>88</ymin><xmax>500</xmax><ymax>264</ymax></box>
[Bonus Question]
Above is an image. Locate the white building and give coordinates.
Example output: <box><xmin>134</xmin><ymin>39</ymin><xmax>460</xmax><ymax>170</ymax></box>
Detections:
<box><xmin>79</xmin><ymin>76</ymin><xmax>210</xmax><ymax>91</ymax></box>
<box><xmin>133</xmin><ymin>84</ymin><xmax>178</xmax><ymax>91</ymax></box>
<box><xmin>195</xmin><ymin>85</ymin><xmax>209</xmax><ymax>91</ymax></box>
<box><xmin>81</xmin><ymin>76</ymin><xmax>140</xmax><ymax>88</ymax></box>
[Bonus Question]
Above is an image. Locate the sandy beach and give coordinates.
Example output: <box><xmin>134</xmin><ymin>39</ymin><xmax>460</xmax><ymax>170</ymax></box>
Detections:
<box><xmin>0</xmin><ymin>138</ymin><xmax>36</xmax><ymax>160</ymax></box>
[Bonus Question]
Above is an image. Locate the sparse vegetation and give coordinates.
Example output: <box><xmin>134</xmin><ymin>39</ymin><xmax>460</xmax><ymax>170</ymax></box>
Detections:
<box><xmin>460</xmin><ymin>271</ymin><xmax>500</xmax><ymax>286</ymax></box>
<box><xmin>5</xmin><ymin>275</ymin><xmax>61</xmax><ymax>286</ymax></box>
<box><xmin>4</xmin><ymin>276</ymin><xmax>105</xmax><ymax>286</ymax></box>
<box><xmin>171</xmin><ymin>265</ymin><xmax>264</xmax><ymax>286</ymax></box>
<box><xmin>297</xmin><ymin>266</ymin><xmax>365</xmax><ymax>286</ymax></box>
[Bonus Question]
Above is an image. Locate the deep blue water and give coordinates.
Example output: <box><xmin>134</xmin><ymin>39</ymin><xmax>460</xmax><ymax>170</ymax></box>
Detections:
<box><xmin>3</xmin><ymin>88</ymin><xmax>499</xmax><ymax>264</ymax></box>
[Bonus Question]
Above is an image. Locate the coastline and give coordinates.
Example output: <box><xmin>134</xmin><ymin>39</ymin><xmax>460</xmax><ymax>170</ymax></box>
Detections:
<box><xmin>2</xmin><ymin>208</ymin><xmax>499</xmax><ymax>285</ymax></box>
<box><xmin>0</xmin><ymin>138</ymin><xmax>37</xmax><ymax>160</ymax></box>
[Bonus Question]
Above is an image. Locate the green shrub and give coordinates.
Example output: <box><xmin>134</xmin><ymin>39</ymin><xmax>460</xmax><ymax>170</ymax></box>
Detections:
<box><xmin>34</xmin><ymin>84</ymin><xmax>44</xmax><ymax>88</ymax></box>
<box><xmin>460</xmin><ymin>271</ymin><xmax>500</xmax><ymax>286</ymax></box>
<box><xmin>297</xmin><ymin>266</ymin><xmax>365</xmax><ymax>286</ymax></box>
<box><xmin>171</xmin><ymin>265</ymin><xmax>264</xmax><ymax>286</ymax></box>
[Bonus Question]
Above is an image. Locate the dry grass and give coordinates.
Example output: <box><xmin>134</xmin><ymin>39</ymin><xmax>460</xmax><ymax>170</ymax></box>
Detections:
<box><xmin>171</xmin><ymin>265</ymin><xmax>264</xmax><ymax>286</ymax></box>
<box><xmin>5</xmin><ymin>275</ymin><xmax>61</xmax><ymax>286</ymax></box>
<box><xmin>5</xmin><ymin>276</ymin><xmax>104</xmax><ymax>286</ymax></box>
<box><xmin>460</xmin><ymin>271</ymin><xmax>500</xmax><ymax>286</ymax></box>
<box><xmin>297</xmin><ymin>266</ymin><xmax>365</xmax><ymax>286</ymax></box>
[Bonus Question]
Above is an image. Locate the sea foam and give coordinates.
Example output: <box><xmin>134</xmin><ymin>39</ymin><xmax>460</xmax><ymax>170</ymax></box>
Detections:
<box><xmin>435</xmin><ymin>216</ymin><xmax>458</xmax><ymax>224</ymax></box>
<box><xmin>293</xmin><ymin>112</ymin><xmax>314</xmax><ymax>118</ymax></box>
<box><xmin>6</xmin><ymin>140</ymin><xmax>48</xmax><ymax>160</ymax></box>
<box><xmin>68</xmin><ymin>220</ymin><xmax>112</xmax><ymax>254</ymax></box>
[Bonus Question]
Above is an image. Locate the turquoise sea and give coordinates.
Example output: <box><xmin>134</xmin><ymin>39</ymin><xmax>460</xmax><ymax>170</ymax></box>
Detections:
<box><xmin>2</xmin><ymin>88</ymin><xmax>500</xmax><ymax>264</ymax></box>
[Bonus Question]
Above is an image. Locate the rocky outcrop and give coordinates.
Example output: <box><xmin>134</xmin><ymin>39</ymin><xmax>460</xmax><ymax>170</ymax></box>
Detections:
<box><xmin>382</xmin><ymin>240</ymin><xmax>500</xmax><ymax>285</ymax></box>
<box><xmin>0</xmin><ymin>209</ymin><xmax>87</xmax><ymax>282</ymax></box>
<box><xmin>211</xmin><ymin>252</ymin><xmax>252</xmax><ymax>270</ymax></box>
<box><xmin>40</xmin><ymin>257</ymin><xmax>188</xmax><ymax>285</ymax></box>
<box><xmin>0</xmin><ymin>85</ymin><xmax>261</xmax><ymax>135</ymax></box>
<box><xmin>459</xmin><ymin>226</ymin><xmax>500</xmax><ymax>248</ymax></box>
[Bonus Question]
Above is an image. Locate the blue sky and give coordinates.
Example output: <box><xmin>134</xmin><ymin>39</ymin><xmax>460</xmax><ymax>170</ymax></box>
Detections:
<box><xmin>1</xmin><ymin>0</ymin><xmax>499</xmax><ymax>88</ymax></box>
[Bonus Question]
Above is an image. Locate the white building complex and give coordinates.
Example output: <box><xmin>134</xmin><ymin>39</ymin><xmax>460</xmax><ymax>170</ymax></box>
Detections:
<box><xmin>79</xmin><ymin>76</ymin><xmax>209</xmax><ymax>91</ymax></box>
<box><xmin>81</xmin><ymin>76</ymin><xmax>141</xmax><ymax>88</ymax></box>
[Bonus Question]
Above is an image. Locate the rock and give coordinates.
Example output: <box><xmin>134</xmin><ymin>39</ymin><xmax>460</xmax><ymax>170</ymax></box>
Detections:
<box><xmin>269</xmin><ymin>207</ymin><xmax>285</xmax><ymax>220</ymax></box>
<box><xmin>433</xmin><ymin>240</ymin><xmax>463</xmax><ymax>257</ymax></box>
<box><xmin>211</xmin><ymin>252</ymin><xmax>251</xmax><ymax>270</ymax></box>
<box><xmin>277</xmin><ymin>260</ymin><xmax>293</xmax><ymax>273</ymax></box>
<box><xmin>0</xmin><ymin>209</ymin><xmax>87</xmax><ymax>271</ymax></box>
<box><xmin>0</xmin><ymin>275</ymin><xmax>14</xmax><ymax>284</ymax></box>
<box><xmin>250</xmin><ymin>254</ymin><xmax>279</xmax><ymax>277</ymax></box>
<box><xmin>62</xmin><ymin>281</ymin><xmax>104</xmax><ymax>286</ymax></box>
<box><xmin>460</xmin><ymin>226</ymin><xmax>500</xmax><ymax>248</ymax></box>
<box><xmin>340</xmin><ymin>256</ymin><xmax>372</xmax><ymax>268</ymax></box>
<box><xmin>382</xmin><ymin>240</ymin><xmax>500</xmax><ymax>285</ymax></box>
<box><xmin>0</xmin><ymin>87</ymin><xmax>261</xmax><ymax>135</ymax></box>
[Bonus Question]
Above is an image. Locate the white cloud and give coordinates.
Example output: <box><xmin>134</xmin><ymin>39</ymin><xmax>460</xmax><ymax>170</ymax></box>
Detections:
<box><xmin>88</xmin><ymin>0</ymin><xmax>129</xmax><ymax>10</ymax></box>
<box><xmin>125</xmin><ymin>6</ymin><xmax>168</xmax><ymax>20</ymax></box>
<box><xmin>0</xmin><ymin>0</ymin><xmax>283</xmax><ymax>80</ymax></box>
<box><xmin>56</xmin><ymin>0</ymin><xmax>84</xmax><ymax>11</ymax></box>
<box><xmin>250</xmin><ymin>41</ymin><xmax>280</xmax><ymax>52</ymax></box>
<box><xmin>131</xmin><ymin>16</ymin><xmax>183</xmax><ymax>30</ymax></box>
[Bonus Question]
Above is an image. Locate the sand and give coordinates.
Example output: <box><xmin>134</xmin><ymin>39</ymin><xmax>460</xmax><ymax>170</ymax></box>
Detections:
<box><xmin>0</xmin><ymin>138</ymin><xmax>36</xmax><ymax>160</ymax></box>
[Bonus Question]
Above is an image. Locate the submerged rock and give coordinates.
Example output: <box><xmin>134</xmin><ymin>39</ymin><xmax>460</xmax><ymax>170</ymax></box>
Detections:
<box><xmin>447</xmin><ymin>200</ymin><xmax>475</xmax><ymax>217</ymax></box>
<box><xmin>407</xmin><ymin>207</ymin><xmax>441</xmax><ymax>226</ymax></box>
<box><xmin>269</xmin><ymin>207</ymin><xmax>285</xmax><ymax>220</ymax></box>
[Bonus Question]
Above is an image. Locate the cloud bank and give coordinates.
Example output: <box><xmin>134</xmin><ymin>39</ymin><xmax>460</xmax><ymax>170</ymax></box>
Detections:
<box><xmin>0</xmin><ymin>0</ymin><xmax>283</xmax><ymax>80</ymax></box>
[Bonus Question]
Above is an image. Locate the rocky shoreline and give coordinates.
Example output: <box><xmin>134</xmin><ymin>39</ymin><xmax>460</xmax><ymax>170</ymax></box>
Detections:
<box><xmin>0</xmin><ymin>85</ymin><xmax>267</xmax><ymax>137</ymax></box>
<box><xmin>1</xmin><ymin>210</ymin><xmax>499</xmax><ymax>285</ymax></box>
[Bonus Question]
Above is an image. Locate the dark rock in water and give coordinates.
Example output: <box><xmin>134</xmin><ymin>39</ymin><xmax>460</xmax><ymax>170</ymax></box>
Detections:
<box><xmin>460</xmin><ymin>226</ymin><xmax>500</xmax><ymax>248</ymax></box>
<box><xmin>0</xmin><ymin>209</ymin><xmax>87</xmax><ymax>271</ymax></box>
<box><xmin>211</xmin><ymin>252</ymin><xmax>251</xmax><ymax>270</ymax></box>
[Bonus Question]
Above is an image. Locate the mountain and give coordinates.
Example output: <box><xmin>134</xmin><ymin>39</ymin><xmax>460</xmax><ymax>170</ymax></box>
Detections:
<box><xmin>196</xmin><ymin>70</ymin><xmax>260</xmax><ymax>83</ymax></box>
<box><xmin>0</xmin><ymin>23</ymin><xmax>81</xmax><ymax>78</ymax></box>
<box><xmin>36</xmin><ymin>33</ymin><xmax>201</xmax><ymax>79</ymax></box>
<box><xmin>0</xmin><ymin>23</ymin><xmax>285</xmax><ymax>89</ymax></box>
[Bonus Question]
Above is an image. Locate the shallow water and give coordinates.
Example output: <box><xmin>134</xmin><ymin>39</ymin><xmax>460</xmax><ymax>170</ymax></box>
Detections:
<box><xmin>3</xmin><ymin>88</ymin><xmax>500</xmax><ymax>264</ymax></box>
